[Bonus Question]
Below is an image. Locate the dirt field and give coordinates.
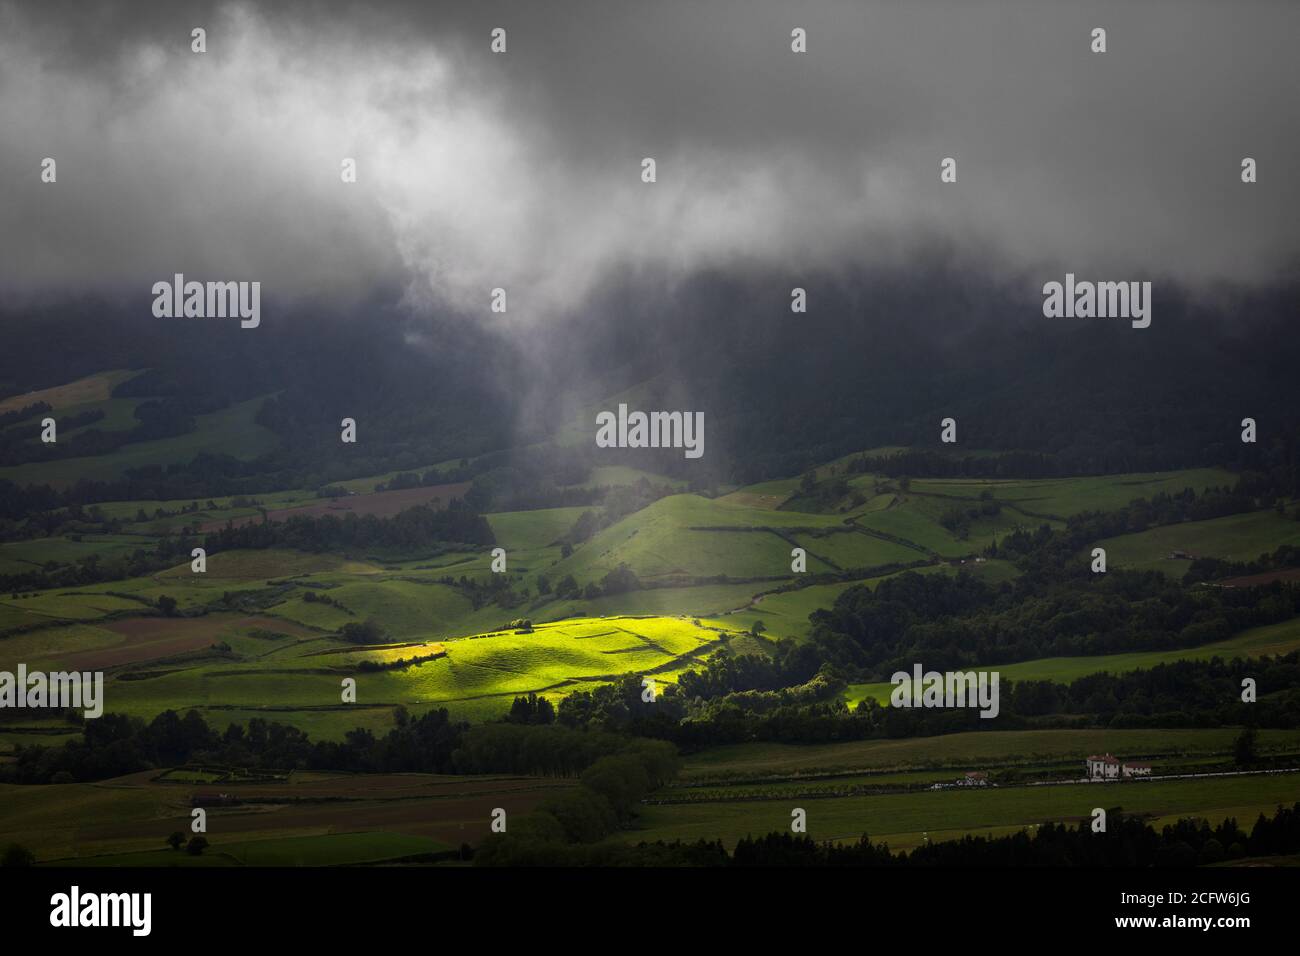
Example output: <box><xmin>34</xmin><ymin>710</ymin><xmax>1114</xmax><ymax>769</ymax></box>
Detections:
<box><xmin>199</xmin><ymin>482</ymin><xmax>470</xmax><ymax>532</ymax></box>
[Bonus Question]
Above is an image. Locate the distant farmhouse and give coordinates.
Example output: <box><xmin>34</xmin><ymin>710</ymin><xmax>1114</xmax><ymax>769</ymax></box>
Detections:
<box><xmin>1085</xmin><ymin>754</ymin><xmax>1152</xmax><ymax>780</ymax></box>
<box><xmin>928</xmin><ymin>770</ymin><xmax>993</xmax><ymax>791</ymax></box>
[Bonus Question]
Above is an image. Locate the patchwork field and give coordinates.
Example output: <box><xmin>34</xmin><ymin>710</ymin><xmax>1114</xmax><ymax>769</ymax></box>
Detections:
<box><xmin>0</xmin><ymin>769</ymin><xmax>573</xmax><ymax>864</ymax></box>
<box><xmin>198</xmin><ymin>482</ymin><xmax>471</xmax><ymax>532</ymax></box>
<box><xmin>28</xmin><ymin>615</ymin><xmax>740</xmax><ymax>735</ymax></box>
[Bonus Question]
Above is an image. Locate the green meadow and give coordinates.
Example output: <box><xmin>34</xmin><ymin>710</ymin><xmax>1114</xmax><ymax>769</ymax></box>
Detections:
<box><xmin>908</xmin><ymin>469</ymin><xmax>1237</xmax><ymax>519</ymax></box>
<box><xmin>621</xmin><ymin>771</ymin><xmax>1300</xmax><ymax>851</ymax></box>
<box><xmin>1100</xmin><ymin>509</ymin><xmax>1300</xmax><ymax>576</ymax></box>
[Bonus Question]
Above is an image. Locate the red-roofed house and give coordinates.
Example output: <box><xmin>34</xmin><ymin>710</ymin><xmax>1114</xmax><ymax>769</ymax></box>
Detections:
<box><xmin>1085</xmin><ymin>754</ymin><xmax>1121</xmax><ymax>780</ymax></box>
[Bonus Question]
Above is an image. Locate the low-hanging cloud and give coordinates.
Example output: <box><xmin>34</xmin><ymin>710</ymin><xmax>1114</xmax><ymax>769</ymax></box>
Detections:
<box><xmin>2</xmin><ymin>0</ymin><xmax>1297</xmax><ymax>320</ymax></box>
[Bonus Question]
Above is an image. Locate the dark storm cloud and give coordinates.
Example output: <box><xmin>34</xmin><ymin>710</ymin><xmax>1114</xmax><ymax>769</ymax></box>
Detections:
<box><xmin>2</xmin><ymin>0</ymin><xmax>1297</xmax><ymax>316</ymax></box>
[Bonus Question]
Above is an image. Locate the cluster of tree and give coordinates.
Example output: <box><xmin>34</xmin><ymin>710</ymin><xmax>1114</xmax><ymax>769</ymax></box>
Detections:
<box><xmin>730</xmin><ymin>803</ymin><xmax>1300</xmax><ymax>866</ymax></box>
<box><xmin>203</xmin><ymin>500</ymin><xmax>494</xmax><ymax>554</ymax></box>
<box><xmin>0</xmin><ymin>401</ymin><xmax>51</xmax><ymax>429</ymax></box>
<box><xmin>538</xmin><ymin>563</ymin><xmax>641</xmax><ymax>603</ymax></box>
<box><xmin>0</xmin><ymin>535</ymin><xmax>199</xmax><ymax>595</ymax></box>
<box><xmin>799</xmin><ymin>563</ymin><xmax>1300</xmax><ymax>680</ymax></box>
<box><xmin>556</xmin><ymin>675</ymin><xmax>685</xmax><ymax>737</ymax></box>
<box><xmin>376</xmin><ymin>464</ymin><xmax>474</xmax><ymax>491</ymax></box>
<box><xmin>505</xmin><ymin>692</ymin><xmax>555</xmax><ymax>725</ymax></box>
<box><xmin>473</xmin><ymin>740</ymin><xmax>679</xmax><ymax>865</ymax></box>
<box><xmin>847</xmin><ymin>654</ymin><xmax>1300</xmax><ymax>739</ymax></box>
<box><xmin>339</xmin><ymin>618</ymin><xmax>388</xmax><ymax>644</ymax></box>
<box><xmin>0</xmin><ymin>706</ymin><xmax>687</xmax><ymax>785</ymax></box>
<box><xmin>0</xmin><ymin>398</ymin><xmax>205</xmax><ymax>467</ymax></box>
<box><xmin>570</xmin><ymin>649</ymin><xmax>1300</xmax><ymax>750</ymax></box>
<box><xmin>1185</xmin><ymin>544</ymin><xmax>1300</xmax><ymax>585</ymax></box>
<box><xmin>438</xmin><ymin>572</ymin><xmax>527</xmax><ymax>611</ymax></box>
<box><xmin>301</xmin><ymin>588</ymin><xmax>346</xmax><ymax>609</ymax></box>
<box><xmin>0</xmin><ymin>409</ymin><xmax>106</xmax><ymax>464</ymax></box>
<box><xmin>471</xmin><ymin>802</ymin><xmax>1300</xmax><ymax>868</ymax></box>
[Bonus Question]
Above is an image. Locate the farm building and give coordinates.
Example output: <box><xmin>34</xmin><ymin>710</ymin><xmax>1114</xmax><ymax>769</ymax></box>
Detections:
<box><xmin>1085</xmin><ymin>754</ymin><xmax>1152</xmax><ymax>780</ymax></box>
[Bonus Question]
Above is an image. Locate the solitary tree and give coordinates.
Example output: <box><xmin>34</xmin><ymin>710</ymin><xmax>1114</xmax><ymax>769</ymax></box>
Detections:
<box><xmin>1234</xmin><ymin>727</ymin><xmax>1259</xmax><ymax>766</ymax></box>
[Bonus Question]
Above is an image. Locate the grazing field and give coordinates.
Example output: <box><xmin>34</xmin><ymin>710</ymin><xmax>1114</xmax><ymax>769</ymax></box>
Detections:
<box><xmin>791</xmin><ymin>530</ymin><xmax>925</xmax><ymax>569</ymax></box>
<box><xmin>0</xmin><ymin>534</ymin><xmax>155</xmax><ymax>574</ymax></box>
<box><xmin>198</xmin><ymin>482</ymin><xmax>470</xmax><ymax>532</ymax></box>
<box><xmin>487</xmin><ymin>507</ymin><xmax>589</xmax><ymax>551</ymax></box>
<box><xmin>908</xmin><ymin>469</ymin><xmax>1237</xmax><ymax>519</ymax></box>
<box><xmin>543</xmin><ymin>494</ymin><xmax>851</xmax><ymax>585</ymax></box>
<box><xmin>717</xmin><ymin>479</ymin><xmax>800</xmax><ymax>510</ymax></box>
<box><xmin>159</xmin><ymin>549</ymin><xmax>380</xmax><ymax>581</ymax></box>
<box><xmin>622</xmin><ymin>770</ymin><xmax>1300</xmax><ymax>851</ymax></box>
<box><xmin>1100</xmin><ymin>509</ymin><xmax>1300</xmax><ymax>576</ymax></box>
<box><xmin>676</xmin><ymin>728</ymin><xmax>1300</xmax><ymax>783</ymax></box>
<box><xmin>842</xmin><ymin>616</ymin><xmax>1300</xmax><ymax>707</ymax></box>
<box><xmin>1</xmin><ymin>770</ymin><xmax>572</xmax><ymax>863</ymax></box>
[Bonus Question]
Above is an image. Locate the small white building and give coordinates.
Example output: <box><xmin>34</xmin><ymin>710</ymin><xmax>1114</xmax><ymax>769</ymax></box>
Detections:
<box><xmin>1085</xmin><ymin>754</ymin><xmax>1121</xmax><ymax>780</ymax></box>
<box><xmin>1086</xmin><ymin>754</ymin><xmax>1152</xmax><ymax>780</ymax></box>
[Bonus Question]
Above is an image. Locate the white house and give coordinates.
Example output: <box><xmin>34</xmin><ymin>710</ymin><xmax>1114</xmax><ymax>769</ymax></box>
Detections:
<box><xmin>1085</xmin><ymin>754</ymin><xmax>1121</xmax><ymax>780</ymax></box>
<box><xmin>1086</xmin><ymin>754</ymin><xmax>1152</xmax><ymax>780</ymax></box>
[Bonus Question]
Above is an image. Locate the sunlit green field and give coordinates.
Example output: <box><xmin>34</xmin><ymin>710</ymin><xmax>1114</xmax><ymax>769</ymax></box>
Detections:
<box><xmin>68</xmin><ymin>615</ymin><xmax>738</xmax><ymax>733</ymax></box>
